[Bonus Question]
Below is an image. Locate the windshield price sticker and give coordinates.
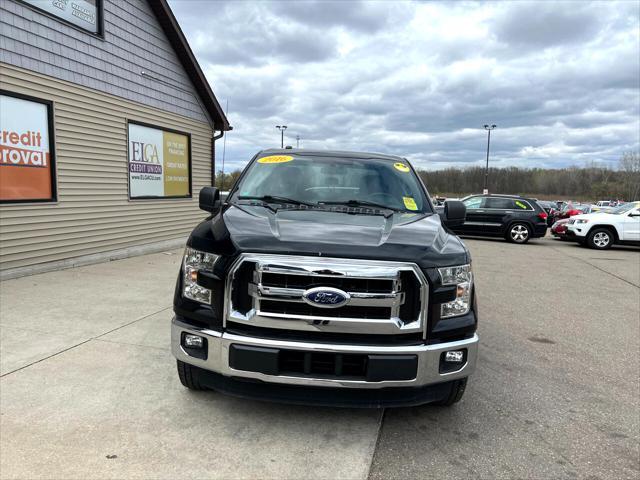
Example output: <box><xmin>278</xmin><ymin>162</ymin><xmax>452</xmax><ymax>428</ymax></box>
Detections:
<box><xmin>258</xmin><ymin>155</ymin><xmax>294</xmax><ymax>164</ymax></box>
<box><xmin>394</xmin><ymin>162</ymin><xmax>410</xmax><ymax>172</ymax></box>
<box><xmin>403</xmin><ymin>197</ymin><xmax>418</xmax><ymax>210</ymax></box>
<box><xmin>515</xmin><ymin>200</ymin><xmax>528</xmax><ymax>209</ymax></box>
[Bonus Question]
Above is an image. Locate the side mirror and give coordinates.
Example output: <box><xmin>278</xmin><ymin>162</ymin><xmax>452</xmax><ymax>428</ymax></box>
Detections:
<box><xmin>441</xmin><ymin>200</ymin><xmax>466</xmax><ymax>227</ymax></box>
<box><xmin>199</xmin><ymin>186</ymin><xmax>221</xmax><ymax>213</ymax></box>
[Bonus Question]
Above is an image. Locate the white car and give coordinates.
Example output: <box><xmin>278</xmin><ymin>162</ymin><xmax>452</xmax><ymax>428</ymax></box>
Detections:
<box><xmin>566</xmin><ymin>201</ymin><xmax>640</xmax><ymax>249</ymax></box>
<box><xmin>590</xmin><ymin>201</ymin><xmax>614</xmax><ymax>213</ymax></box>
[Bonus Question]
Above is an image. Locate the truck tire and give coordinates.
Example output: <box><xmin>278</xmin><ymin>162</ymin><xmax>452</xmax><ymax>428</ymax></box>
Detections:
<box><xmin>434</xmin><ymin>378</ymin><xmax>467</xmax><ymax>406</ymax></box>
<box><xmin>177</xmin><ymin>360</ymin><xmax>207</xmax><ymax>390</ymax></box>
<box><xmin>506</xmin><ymin>223</ymin><xmax>531</xmax><ymax>244</ymax></box>
<box><xmin>586</xmin><ymin>228</ymin><xmax>614</xmax><ymax>250</ymax></box>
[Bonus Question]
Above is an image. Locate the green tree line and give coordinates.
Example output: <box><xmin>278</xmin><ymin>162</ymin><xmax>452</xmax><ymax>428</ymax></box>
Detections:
<box><xmin>214</xmin><ymin>169</ymin><xmax>242</xmax><ymax>191</ymax></box>
<box><xmin>214</xmin><ymin>152</ymin><xmax>639</xmax><ymax>201</ymax></box>
<box><xmin>420</xmin><ymin>152</ymin><xmax>639</xmax><ymax>201</ymax></box>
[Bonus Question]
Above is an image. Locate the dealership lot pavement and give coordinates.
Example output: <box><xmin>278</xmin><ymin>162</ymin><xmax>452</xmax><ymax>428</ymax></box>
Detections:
<box><xmin>1</xmin><ymin>237</ymin><xmax>638</xmax><ymax>479</ymax></box>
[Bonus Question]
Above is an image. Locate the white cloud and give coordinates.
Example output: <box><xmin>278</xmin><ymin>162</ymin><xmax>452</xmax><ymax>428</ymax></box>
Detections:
<box><xmin>168</xmin><ymin>0</ymin><xmax>640</xmax><ymax>172</ymax></box>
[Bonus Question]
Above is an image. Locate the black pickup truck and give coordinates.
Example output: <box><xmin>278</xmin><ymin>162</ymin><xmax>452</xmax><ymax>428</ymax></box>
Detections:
<box><xmin>172</xmin><ymin>149</ymin><xmax>478</xmax><ymax>407</ymax></box>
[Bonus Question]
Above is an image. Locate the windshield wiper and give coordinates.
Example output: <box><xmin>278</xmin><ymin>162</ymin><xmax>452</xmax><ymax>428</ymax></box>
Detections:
<box><xmin>318</xmin><ymin>199</ymin><xmax>402</xmax><ymax>212</ymax></box>
<box><xmin>237</xmin><ymin>195</ymin><xmax>315</xmax><ymax>207</ymax></box>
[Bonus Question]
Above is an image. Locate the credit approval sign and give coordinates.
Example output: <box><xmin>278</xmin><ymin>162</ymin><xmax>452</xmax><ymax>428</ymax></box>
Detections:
<box><xmin>0</xmin><ymin>93</ymin><xmax>55</xmax><ymax>202</ymax></box>
<box><xmin>128</xmin><ymin>122</ymin><xmax>191</xmax><ymax>199</ymax></box>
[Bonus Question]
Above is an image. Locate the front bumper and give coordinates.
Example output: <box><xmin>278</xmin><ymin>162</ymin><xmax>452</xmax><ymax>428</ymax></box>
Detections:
<box><xmin>172</xmin><ymin>317</ymin><xmax>478</xmax><ymax>391</ymax></box>
<box><xmin>565</xmin><ymin>226</ymin><xmax>585</xmax><ymax>239</ymax></box>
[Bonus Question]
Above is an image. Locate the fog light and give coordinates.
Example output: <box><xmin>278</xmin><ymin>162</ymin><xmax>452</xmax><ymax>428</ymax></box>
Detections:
<box><xmin>445</xmin><ymin>350</ymin><xmax>464</xmax><ymax>363</ymax></box>
<box><xmin>183</xmin><ymin>334</ymin><xmax>204</xmax><ymax>348</ymax></box>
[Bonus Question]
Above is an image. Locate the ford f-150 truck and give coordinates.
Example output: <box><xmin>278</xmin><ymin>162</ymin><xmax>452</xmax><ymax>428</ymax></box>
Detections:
<box><xmin>172</xmin><ymin>149</ymin><xmax>478</xmax><ymax>407</ymax></box>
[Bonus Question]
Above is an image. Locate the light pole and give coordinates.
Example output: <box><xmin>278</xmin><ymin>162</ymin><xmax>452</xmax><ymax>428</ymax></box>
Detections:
<box><xmin>483</xmin><ymin>124</ymin><xmax>496</xmax><ymax>193</ymax></box>
<box><xmin>296</xmin><ymin>135</ymin><xmax>300</xmax><ymax>148</ymax></box>
<box><xmin>276</xmin><ymin>125</ymin><xmax>287</xmax><ymax>148</ymax></box>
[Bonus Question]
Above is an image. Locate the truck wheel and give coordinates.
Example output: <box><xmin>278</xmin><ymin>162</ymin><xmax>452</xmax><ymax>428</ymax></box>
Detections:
<box><xmin>434</xmin><ymin>378</ymin><xmax>467</xmax><ymax>406</ymax></box>
<box><xmin>506</xmin><ymin>223</ymin><xmax>531</xmax><ymax>244</ymax></box>
<box><xmin>587</xmin><ymin>228</ymin><xmax>613</xmax><ymax>250</ymax></box>
<box><xmin>177</xmin><ymin>360</ymin><xmax>207</xmax><ymax>390</ymax></box>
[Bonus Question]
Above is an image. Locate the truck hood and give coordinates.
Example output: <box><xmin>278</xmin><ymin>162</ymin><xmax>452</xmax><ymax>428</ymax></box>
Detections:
<box><xmin>189</xmin><ymin>204</ymin><xmax>470</xmax><ymax>269</ymax></box>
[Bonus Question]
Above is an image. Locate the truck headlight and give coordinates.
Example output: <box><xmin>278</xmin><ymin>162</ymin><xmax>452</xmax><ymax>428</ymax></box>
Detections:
<box><xmin>183</xmin><ymin>247</ymin><xmax>219</xmax><ymax>304</ymax></box>
<box><xmin>438</xmin><ymin>264</ymin><xmax>473</xmax><ymax>319</ymax></box>
<box><xmin>576</xmin><ymin>219</ymin><xmax>589</xmax><ymax>224</ymax></box>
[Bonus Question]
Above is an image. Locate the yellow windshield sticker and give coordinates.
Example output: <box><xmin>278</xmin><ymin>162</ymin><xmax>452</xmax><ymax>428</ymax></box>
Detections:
<box><xmin>515</xmin><ymin>200</ymin><xmax>528</xmax><ymax>209</ymax></box>
<box><xmin>394</xmin><ymin>162</ymin><xmax>410</xmax><ymax>172</ymax></box>
<box><xmin>403</xmin><ymin>197</ymin><xmax>418</xmax><ymax>210</ymax></box>
<box><xmin>258</xmin><ymin>155</ymin><xmax>294</xmax><ymax>164</ymax></box>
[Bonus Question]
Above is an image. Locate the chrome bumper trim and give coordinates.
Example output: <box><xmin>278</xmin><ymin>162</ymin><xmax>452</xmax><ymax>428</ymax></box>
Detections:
<box><xmin>172</xmin><ymin>318</ymin><xmax>478</xmax><ymax>389</ymax></box>
<box><xmin>249</xmin><ymin>283</ymin><xmax>405</xmax><ymax>308</ymax></box>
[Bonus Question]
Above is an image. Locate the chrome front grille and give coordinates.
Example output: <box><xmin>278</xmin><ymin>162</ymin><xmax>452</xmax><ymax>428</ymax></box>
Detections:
<box><xmin>224</xmin><ymin>254</ymin><xmax>428</xmax><ymax>336</ymax></box>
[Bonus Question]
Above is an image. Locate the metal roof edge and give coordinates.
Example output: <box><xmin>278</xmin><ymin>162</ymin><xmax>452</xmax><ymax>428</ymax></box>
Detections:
<box><xmin>147</xmin><ymin>0</ymin><xmax>231</xmax><ymax>131</ymax></box>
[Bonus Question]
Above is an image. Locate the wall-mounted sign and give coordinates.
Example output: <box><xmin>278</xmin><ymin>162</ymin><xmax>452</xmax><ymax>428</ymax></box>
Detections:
<box><xmin>0</xmin><ymin>92</ymin><xmax>56</xmax><ymax>203</ymax></box>
<box><xmin>128</xmin><ymin>122</ymin><xmax>191</xmax><ymax>199</ymax></box>
<box><xmin>22</xmin><ymin>0</ymin><xmax>102</xmax><ymax>35</ymax></box>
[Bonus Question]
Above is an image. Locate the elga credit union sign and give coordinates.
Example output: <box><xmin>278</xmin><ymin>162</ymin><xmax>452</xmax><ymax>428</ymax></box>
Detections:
<box><xmin>128</xmin><ymin>123</ymin><xmax>191</xmax><ymax>199</ymax></box>
<box><xmin>0</xmin><ymin>93</ymin><xmax>55</xmax><ymax>202</ymax></box>
<box><xmin>23</xmin><ymin>0</ymin><xmax>100</xmax><ymax>34</ymax></box>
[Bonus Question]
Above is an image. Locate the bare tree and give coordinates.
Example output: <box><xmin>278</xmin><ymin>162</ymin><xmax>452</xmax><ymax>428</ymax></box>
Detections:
<box><xmin>619</xmin><ymin>151</ymin><xmax>640</xmax><ymax>201</ymax></box>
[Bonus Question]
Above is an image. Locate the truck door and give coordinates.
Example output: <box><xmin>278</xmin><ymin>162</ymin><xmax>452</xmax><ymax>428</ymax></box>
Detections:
<box><xmin>623</xmin><ymin>208</ymin><xmax>640</xmax><ymax>241</ymax></box>
<box><xmin>483</xmin><ymin>197</ymin><xmax>516</xmax><ymax>235</ymax></box>
<box><xmin>454</xmin><ymin>196</ymin><xmax>487</xmax><ymax>235</ymax></box>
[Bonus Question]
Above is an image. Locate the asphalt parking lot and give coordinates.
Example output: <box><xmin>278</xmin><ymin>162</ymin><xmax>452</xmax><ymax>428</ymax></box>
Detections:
<box><xmin>1</xmin><ymin>236</ymin><xmax>638</xmax><ymax>479</ymax></box>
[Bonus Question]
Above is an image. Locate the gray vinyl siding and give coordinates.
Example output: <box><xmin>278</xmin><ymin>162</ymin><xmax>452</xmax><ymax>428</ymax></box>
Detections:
<box><xmin>0</xmin><ymin>63</ymin><xmax>213</xmax><ymax>271</ymax></box>
<box><xmin>0</xmin><ymin>0</ymin><xmax>209</xmax><ymax>124</ymax></box>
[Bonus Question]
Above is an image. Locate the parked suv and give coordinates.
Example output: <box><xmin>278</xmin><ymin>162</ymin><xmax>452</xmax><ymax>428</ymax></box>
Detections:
<box><xmin>172</xmin><ymin>149</ymin><xmax>478</xmax><ymax>407</ymax></box>
<box><xmin>450</xmin><ymin>194</ymin><xmax>548</xmax><ymax>244</ymax></box>
<box><xmin>566</xmin><ymin>201</ymin><xmax>640</xmax><ymax>249</ymax></box>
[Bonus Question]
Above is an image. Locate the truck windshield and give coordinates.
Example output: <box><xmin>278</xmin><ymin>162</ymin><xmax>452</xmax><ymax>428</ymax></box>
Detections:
<box><xmin>231</xmin><ymin>154</ymin><xmax>429</xmax><ymax>213</ymax></box>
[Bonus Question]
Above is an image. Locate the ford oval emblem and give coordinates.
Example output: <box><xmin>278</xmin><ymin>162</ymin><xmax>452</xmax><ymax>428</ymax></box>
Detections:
<box><xmin>302</xmin><ymin>287</ymin><xmax>350</xmax><ymax>309</ymax></box>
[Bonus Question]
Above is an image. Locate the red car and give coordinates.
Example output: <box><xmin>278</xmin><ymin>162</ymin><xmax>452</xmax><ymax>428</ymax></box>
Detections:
<box><xmin>550</xmin><ymin>203</ymin><xmax>589</xmax><ymax>225</ymax></box>
<box><xmin>557</xmin><ymin>203</ymin><xmax>588</xmax><ymax>219</ymax></box>
<box><xmin>551</xmin><ymin>218</ymin><xmax>571</xmax><ymax>239</ymax></box>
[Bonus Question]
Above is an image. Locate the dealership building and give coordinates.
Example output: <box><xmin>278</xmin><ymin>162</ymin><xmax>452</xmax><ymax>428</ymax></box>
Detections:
<box><xmin>0</xmin><ymin>0</ymin><xmax>230</xmax><ymax>279</ymax></box>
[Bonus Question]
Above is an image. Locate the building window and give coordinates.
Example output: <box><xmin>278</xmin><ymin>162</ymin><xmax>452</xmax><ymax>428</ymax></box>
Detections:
<box><xmin>0</xmin><ymin>91</ymin><xmax>57</xmax><ymax>203</ymax></box>
<box><xmin>127</xmin><ymin>121</ymin><xmax>192</xmax><ymax>200</ymax></box>
<box><xmin>20</xmin><ymin>0</ymin><xmax>104</xmax><ymax>36</ymax></box>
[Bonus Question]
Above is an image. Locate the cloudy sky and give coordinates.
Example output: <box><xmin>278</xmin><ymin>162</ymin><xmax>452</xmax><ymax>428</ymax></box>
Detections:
<box><xmin>168</xmin><ymin>0</ymin><xmax>639</xmax><ymax>172</ymax></box>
